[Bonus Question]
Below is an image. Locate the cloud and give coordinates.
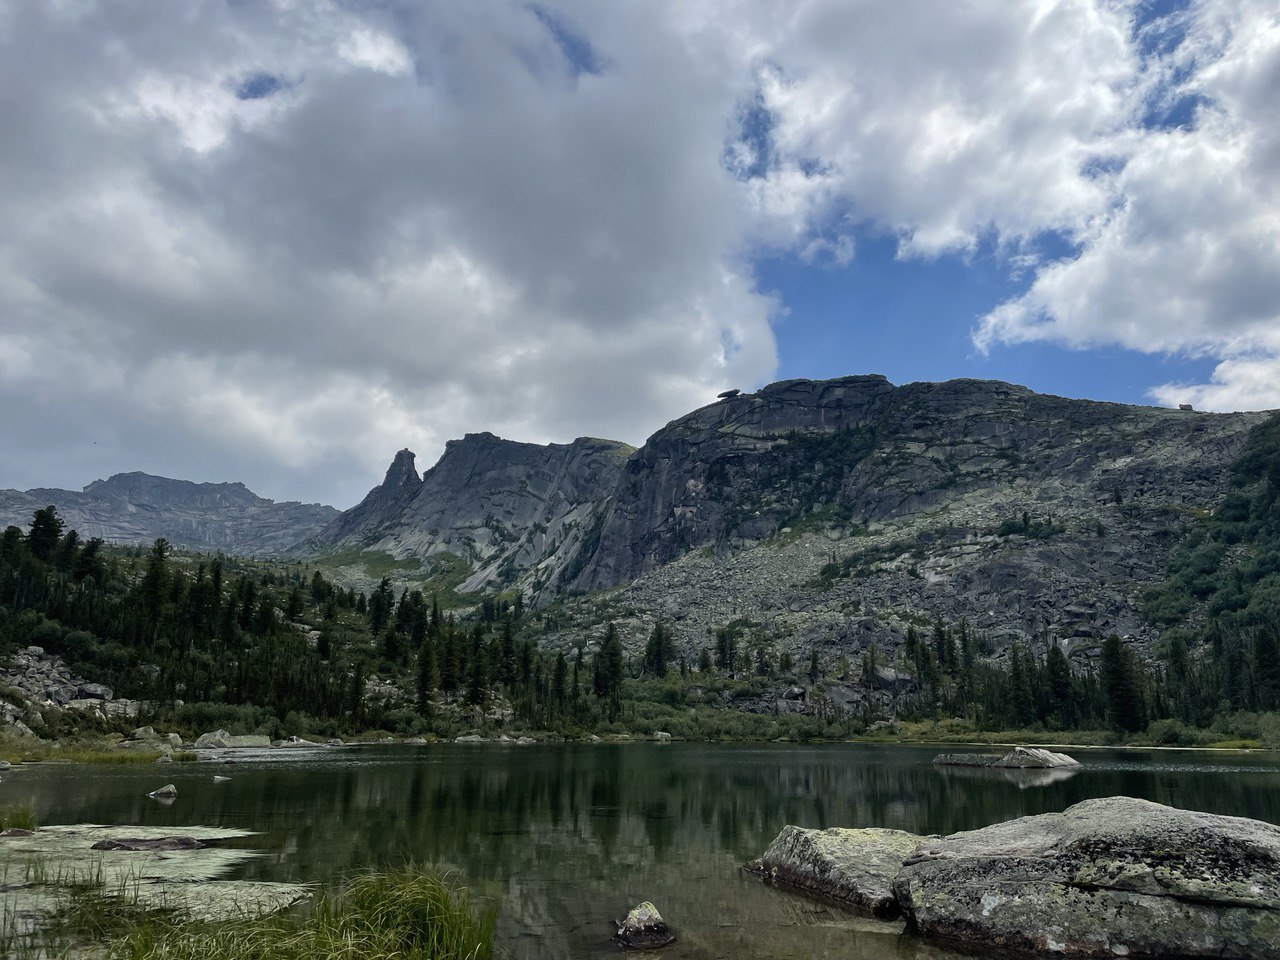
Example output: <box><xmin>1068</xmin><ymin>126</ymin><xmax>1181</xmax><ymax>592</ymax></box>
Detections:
<box><xmin>975</xmin><ymin>0</ymin><xmax>1280</xmax><ymax>411</ymax></box>
<box><xmin>1</xmin><ymin>0</ymin><xmax>1276</xmax><ymax>508</ymax></box>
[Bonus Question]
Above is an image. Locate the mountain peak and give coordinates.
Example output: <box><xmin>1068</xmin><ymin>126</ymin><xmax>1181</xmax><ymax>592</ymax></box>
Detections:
<box><xmin>382</xmin><ymin>449</ymin><xmax>420</xmax><ymax>492</ymax></box>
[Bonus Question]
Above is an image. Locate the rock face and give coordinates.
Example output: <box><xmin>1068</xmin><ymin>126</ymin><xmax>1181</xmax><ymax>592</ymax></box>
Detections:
<box><xmin>0</xmin><ymin>472</ymin><xmax>337</xmax><ymax>556</ymax></box>
<box><xmin>933</xmin><ymin>747</ymin><xmax>1081</xmax><ymax>769</ymax></box>
<box><xmin>895</xmin><ymin>797</ymin><xmax>1280</xmax><ymax>959</ymax></box>
<box><xmin>308</xmin><ymin>433</ymin><xmax>634</xmax><ymax>593</ymax></box>
<box><xmin>542</xmin><ymin>376</ymin><xmax>1268</xmax><ymax>669</ymax></box>
<box><xmin>746</xmin><ymin>825</ymin><xmax>923</xmax><ymax>918</ymax></box>
<box><xmin>754</xmin><ymin>798</ymin><xmax>1280</xmax><ymax>959</ymax></box>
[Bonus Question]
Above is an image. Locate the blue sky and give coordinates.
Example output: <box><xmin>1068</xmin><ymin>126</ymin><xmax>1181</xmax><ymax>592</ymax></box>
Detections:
<box><xmin>761</xmin><ymin>235</ymin><xmax>1217</xmax><ymax>406</ymax></box>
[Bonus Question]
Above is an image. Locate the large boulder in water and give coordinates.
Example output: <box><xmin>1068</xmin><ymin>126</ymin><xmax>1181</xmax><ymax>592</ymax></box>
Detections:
<box><xmin>194</xmin><ymin>729</ymin><xmax>232</xmax><ymax>749</ymax></box>
<box><xmin>746</xmin><ymin>825</ymin><xmax>924</xmax><ymax>918</ymax></box>
<box><xmin>933</xmin><ymin>746</ymin><xmax>1080</xmax><ymax>769</ymax></box>
<box><xmin>894</xmin><ymin>797</ymin><xmax>1280</xmax><ymax>958</ymax></box>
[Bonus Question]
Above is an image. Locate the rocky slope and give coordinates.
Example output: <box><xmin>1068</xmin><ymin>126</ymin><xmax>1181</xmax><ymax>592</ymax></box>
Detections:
<box><xmin>533</xmin><ymin>376</ymin><xmax>1268</xmax><ymax>665</ymax></box>
<box><xmin>0</xmin><ymin>472</ymin><xmax>337</xmax><ymax>556</ymax></box>
<box><xmin>306</xmin><ymin>433</ymin><xmax>634</xmax><ymax>593</ymax></box>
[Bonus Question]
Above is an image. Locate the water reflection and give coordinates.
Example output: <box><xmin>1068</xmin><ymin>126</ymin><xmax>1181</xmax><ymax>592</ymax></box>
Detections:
<box><xmin>2</xmin><ymin>743</ymin><xmax>1278</xmax><ymax>960</ymax></box>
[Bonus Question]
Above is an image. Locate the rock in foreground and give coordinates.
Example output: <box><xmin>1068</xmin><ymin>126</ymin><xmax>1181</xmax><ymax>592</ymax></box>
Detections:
<box><xmin>754</xmin><ymin>797</ymin><xmax>1280</xmax><ymax>959</ymax></box>
<box><xmin>746</xmin><ymin>825</ymin><xmax>923</xmax><ymax>918</ymax></box>
<box><xmin>896</xmin><ymin>797</ymin><xmax>1280</xmax><ymax>959</ymax></box>
<box><xmin>615</xmin><ymin>901</ymin><xmax>675</xmax><ymax>949</ymax></box>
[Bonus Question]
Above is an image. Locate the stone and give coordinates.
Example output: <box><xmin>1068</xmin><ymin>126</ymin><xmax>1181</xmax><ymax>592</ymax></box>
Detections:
<box><xmin>147</xmin><ymin>784</ymin><xmax>178</xmax><ymax>799</ymax></box>
<box><xmin>894</xmin><ymin>797</ymin><xmax>1280</xmax><ymax>959</ymax></box>
<box><xmin>455</xmin><ymin>734</ymin><xmax>484</xmax><ymax>743</ymax></box>
<box><xmin>653</xmin><ymin>731</ymin><xmax>672</xmax><ymax>741</ymax></box>
<box><xmin>615</xmin><ymin>901</ymin><xmax>675</xmax><ymax>949</ymax></box>
<box><xmin>747</xmin><ymin>825</ymin><xmax>923</xmax><ymax>918</ymax></box>
<box><xmin>0</xmin><ymin>828</ymin><xmax>34</xmax><ymax>837</ymax></box>
<box><xmin>164</xmin><ymin>733</ymin><xmax>183</xmax><ymax>748</ymax></box>
<box><xmin>405</xmin><ymin>736</ymin><xmax>428</xmax><ymax>745</ymax></box>
<box><xmin>132</xmin><ymin>726</ymin><xmax>156</xmax><ymax>739</ymax></box>
<box><xmin>155</xmin><ymin>754</ymin><xmax>172</xmax><ymax>764</ymax></box>
<box><xmin>194</xmin><ymin>729</ymin><xmax>233</xmax><ymax>749</ymax></box>
<box><xmin>76</xmin><ymin>682</ymin><xmax>113</xmax><ymax>701</ymax></box>
<box><xmin>932</xmin><ymin>746</ymin><xmax>1080</xmax><ymax>769</ymax></box>
<box><xmin>92</xmin><ymin>836</ymin><xmax>206</xmax><ymax>852</ymax></box>
<box><xmin>212</xmin><ymin>775</ymin><xmax>231</xmax><ymax>783</ymax></box>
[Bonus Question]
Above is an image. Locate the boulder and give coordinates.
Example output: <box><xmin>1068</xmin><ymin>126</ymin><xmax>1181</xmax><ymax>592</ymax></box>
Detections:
<box><xmin>747</xmin><ymin>825</ymin><xmax>923</xmax><ymax>918</ymax></box>
<box><xmin>894</xmin><ymin>797</ymin><xmax>1280</xmax><ymax>959</ymax></box>
<box><xmin>212</xmin><ymin>775</ymin><xmax>231</xmax><ymax>783</ymax></box>
<box><xmin>131</xmin><ymin>726</ymin><xmax>156</xmax><ymax>739</ymax></box>
<box><xmin>92</xmin><ymin>836</ymin><xmax>206</xmax><ymax>852</ymax></box>
<box><xmin>615</xmin><ymin>901</ymin><xmax>675</xmax><ymax>949</ymax></box>
<box><xmin>147</xmin><ymin>784</ymin><xmax>178</xmax><ymax>799</ymax></box>
<box><xmin>76</xmin><ymin>682</ymin><xmax>113</xmax><ymax>701</ymax></box>
<box><xmin>455</xmin><ymin>734</ymin><xmax>484</xmax><ymax>743</ymax></box>
<box><xmin>933</xmin><ymin>746</ymin><xmax>1080</xmax><ymax>769</ymax></box>
<box><xmin>194</xmin><ymin>729</ymin><xmax>233</xmax><ymax>749</ymax></box>
<box><xmin>164</xmin><ymin>733</ymin><xmax>183</xmax><ymax>748</ymax></box>
<box><xmin>653</xmin><ymin>731</ymin><xmax>672</xmax><ymax>742</ymax></box>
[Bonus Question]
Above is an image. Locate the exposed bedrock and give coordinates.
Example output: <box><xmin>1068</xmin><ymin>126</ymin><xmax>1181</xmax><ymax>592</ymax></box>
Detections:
<box><xmin>752</xmin><ymin>797</ymin><xmax>1280</xmax><ymax>959</ymax></box>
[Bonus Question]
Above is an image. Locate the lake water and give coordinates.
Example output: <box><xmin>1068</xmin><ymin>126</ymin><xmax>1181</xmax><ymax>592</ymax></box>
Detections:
<box><xmin>4</xmin><ymin>743</ymin><xmax>1280</xmax><ymax>959</ymax></box>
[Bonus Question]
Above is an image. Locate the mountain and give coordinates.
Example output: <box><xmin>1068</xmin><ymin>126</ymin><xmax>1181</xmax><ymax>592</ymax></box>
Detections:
<box><xmin>0</xmin><ymin>472</ymin><xmax>338</xmax><ymax>556</ymax></box>
<box><xmin>312</xmin><ymin>375</ymin><xmax>1272</xmax><ymax>661</ymax></box>
<box><xmin>308</xmin><ymin>433</ymin><xmax>634</xmax><ymax>593</ymax></box>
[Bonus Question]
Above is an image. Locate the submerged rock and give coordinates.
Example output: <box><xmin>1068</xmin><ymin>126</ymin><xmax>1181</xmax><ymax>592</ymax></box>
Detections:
<box><xmin>92</xmin><ymin>837</ymin><xmax>206</xmax><ymax>852</ymax></box>
<box><xmin>147</xmin><ymin>783</ymin><xmax>177</xmax><ymax>799</ymax></box>
<box><xmin>615</xmin><ymin>901</ymin><xmax>675</xmax><ymax>949</ymax></box>
<box><xmin>746</xmin><ymin>825</ymin><xmax>923</xmax><ymax>918</ymax></box>
<box><xmin>933</xmin><ymin>746</ymin><xmax>1080</xmax><ymax>769</ymax></box>
<box><xmin>895</xmin><ymin>797</ymin><xmax>1280</xmax><ymax>959</ymax></box>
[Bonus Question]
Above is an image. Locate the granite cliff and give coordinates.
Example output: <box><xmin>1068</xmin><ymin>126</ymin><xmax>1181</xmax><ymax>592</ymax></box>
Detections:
<box><xmin>0</xmin><ymin>472</ymin><xmax>337</xmax><ymax>556</ymax></box>
<box><xmin>308</xmin><ymin>433</ymin><xmax>634</xmax><ymax>593</ymax></box>
<box><xmin>312</xmin><ymin>375</ymin><xmax>1269</xmax><ymax>666</ymax></box>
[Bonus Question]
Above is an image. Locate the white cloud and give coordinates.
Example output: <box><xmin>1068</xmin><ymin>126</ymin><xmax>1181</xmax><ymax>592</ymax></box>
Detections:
<box><xmin>975</xmin><ymin>0</ymin><xmax>1280</xmax><ymax>410</ymax></box>
<box><xmin>0</xmin><ymin>0</ymin><xmax>1276</xmax><ymax>508</ymax></box>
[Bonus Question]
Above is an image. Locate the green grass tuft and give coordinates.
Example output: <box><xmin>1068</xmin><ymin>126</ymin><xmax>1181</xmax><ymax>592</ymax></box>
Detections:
<box><xmin>0</xmin><ymin>802</ymin><xmax>37</xmax><ymax>832</ymax></box>
<box><xmin>110</xmin><ymin>868</ymin><xmax>495</xmax><ymax>960</ymax></box>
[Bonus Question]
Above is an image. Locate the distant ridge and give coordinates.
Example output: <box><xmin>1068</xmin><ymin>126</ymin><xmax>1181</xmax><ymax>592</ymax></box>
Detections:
<box><xmin>0</xmin><ymin>472</ymin><xmax>338</xmax><ymax>556</ymax></box>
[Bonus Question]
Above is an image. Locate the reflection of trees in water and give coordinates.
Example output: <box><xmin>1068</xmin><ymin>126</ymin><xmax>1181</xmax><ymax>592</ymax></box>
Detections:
<box><xmin>8</xmin><ymin>746</ymin><xmax>1280</xmax><ymax>894</ymax></box>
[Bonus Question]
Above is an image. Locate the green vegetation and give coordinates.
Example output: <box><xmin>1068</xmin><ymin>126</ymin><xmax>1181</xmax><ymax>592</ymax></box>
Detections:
<box><xmin>0</xmin><ymin>801</ymin><xmax>36</xmax><ymax>831</ymax></box>
<box><xmin>3</xmin><ymin>868</ymin><xmax>493</xmax><ymax>960</ymax></box>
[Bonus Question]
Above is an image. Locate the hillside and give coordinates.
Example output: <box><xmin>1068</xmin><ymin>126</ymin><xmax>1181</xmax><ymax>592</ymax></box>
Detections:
<box><xmin>0</xmin><ymin>472</ymin><xmax>338</xmax><ymax>556</ymax></box>
<box><xmin>310</xmin><ymin>376</ymin><xmax>1269</xmax><ymax>666</ymax></box>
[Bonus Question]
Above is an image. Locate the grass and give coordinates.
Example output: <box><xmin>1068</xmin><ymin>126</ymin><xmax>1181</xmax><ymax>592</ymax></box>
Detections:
<box><xmin>0</xmin><ymin>737</ymin><xmax>198</xmax><ymax>766</ymax></box>
<box><xmin>104</xmin><ymin>868</ymin><xmax>495</xmax><ymax>960</ymax></box>
<box><xmin>0</xmin><ymin>802</ymin><xmax>36</xmax><ymax>832</ymax></box>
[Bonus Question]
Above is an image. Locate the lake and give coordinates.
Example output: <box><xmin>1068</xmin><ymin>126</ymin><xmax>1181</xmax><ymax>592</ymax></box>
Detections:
<box><xmin>3</xmin><ymin>742</ymin><xmax>1280</xmax><ymax>959</ymax></box>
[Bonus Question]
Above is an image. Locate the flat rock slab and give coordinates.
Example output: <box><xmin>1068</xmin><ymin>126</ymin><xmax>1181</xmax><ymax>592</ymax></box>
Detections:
<box><xmin>91</xmin><ymin>836</ymin><xmax>207</xmax><ymax>851</ymax></box>
<box><xmin>933</xmin><ymin>746</ymin><xmax>1080</xmax><ymax>769</ymax></box>
<box><xmin>0</xmin><ymin>825</ymin><xmax>308</xmax><ymax>926</ymax></box>
<box><xmin>746</xmin><ymin>825</ymin><xmax>924</xmax><ymax>918</ymax></box>
<box><xmin>895</xmin><ymin>796</ymin><xmax>1280</xmax><ymax>959</ymax></box>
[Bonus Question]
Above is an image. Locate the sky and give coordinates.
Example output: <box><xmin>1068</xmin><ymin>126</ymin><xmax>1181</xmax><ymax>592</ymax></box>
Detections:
<box><xmin>1</xmin><ymin>0</ymin><xmax>1278</xmax><ymax>508</ymax></box>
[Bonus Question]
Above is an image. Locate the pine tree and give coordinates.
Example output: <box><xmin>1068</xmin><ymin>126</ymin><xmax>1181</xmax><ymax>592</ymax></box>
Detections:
<box><xmin>594</xmin><ymin>623</ymin><xmax>624</xmax><ymax>719</ymax></box>
<box><xmin>1101</xmin><ymin>634</ymin><xmax>1147</xmax><ymax>732</ymax></box>
<box><xmin>26</xmin><ymin>506</ymin><xmax>65</xmax><ymax>563</ymax></box>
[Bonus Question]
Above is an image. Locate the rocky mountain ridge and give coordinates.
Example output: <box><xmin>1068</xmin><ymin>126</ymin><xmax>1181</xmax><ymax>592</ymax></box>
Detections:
<box><xmin>311</xmin><ymin>374</ymin><xmax>1269</xmax><ymax>666</ymax></box>
<box><xmin>0</xmin><ymin>472</ymin><xmax>338</xmax><ymax>556</ymax></box>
